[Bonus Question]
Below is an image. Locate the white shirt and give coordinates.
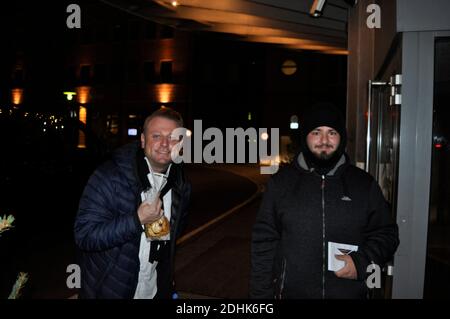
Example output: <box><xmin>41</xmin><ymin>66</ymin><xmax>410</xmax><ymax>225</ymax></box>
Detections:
<box><xmin>133</xmin><ymin>160</ymin><xmax>172</xmax><ymax>299</ymax></box>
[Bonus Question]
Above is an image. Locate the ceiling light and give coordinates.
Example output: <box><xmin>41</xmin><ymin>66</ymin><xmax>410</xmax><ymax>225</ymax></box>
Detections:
<box><xmin>310</xmin><ymin>0</ymin><xmax>326</xmax><ymax>18</ymax></box>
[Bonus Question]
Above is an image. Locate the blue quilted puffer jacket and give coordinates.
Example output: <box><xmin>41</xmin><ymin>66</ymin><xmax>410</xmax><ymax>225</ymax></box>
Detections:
<box><xmin>74</xmin><ymin>141</ymin><xmax>191</xmax><ymax>299</ymax></box>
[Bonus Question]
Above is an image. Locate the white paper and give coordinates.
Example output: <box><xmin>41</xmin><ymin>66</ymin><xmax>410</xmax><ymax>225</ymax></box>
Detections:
<box><xmin>143</xmin><ymin>172</ymin><xmax>167</xmax><ymax>204</ymax></box>
<box><xmin>328</xmin><ymin>241</ymin><xmax>358</xmax><ymax>272</ymax></box>
<box><xmin>143</xmin><ymin>157</ymin><xmax>170</xmax><ymax>202</ymax></box>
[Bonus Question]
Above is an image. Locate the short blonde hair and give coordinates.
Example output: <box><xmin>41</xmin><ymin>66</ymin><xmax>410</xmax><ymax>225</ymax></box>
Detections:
<box><xmin>143</xmin><ymin>107</ymin><xmax>184</xmax><ymax>133</ymax></box>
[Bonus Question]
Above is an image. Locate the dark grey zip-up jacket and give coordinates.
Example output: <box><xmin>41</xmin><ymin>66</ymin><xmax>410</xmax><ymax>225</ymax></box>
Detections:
<box><xmin>250</xmin><ymin>153</ymin><xmax>399</xmax><ymax>299</ymax></box>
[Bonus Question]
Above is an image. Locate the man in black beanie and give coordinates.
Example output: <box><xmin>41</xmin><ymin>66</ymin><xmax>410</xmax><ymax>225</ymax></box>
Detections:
<box><xmin>300</xmin><ymin>102</ymin><xmax>347</xmax><ymax>175</ymax></box>
<box><xmin>251</xmin><ymin>103</ymin><xmax>399</xmax><ymax>299</ymax></box>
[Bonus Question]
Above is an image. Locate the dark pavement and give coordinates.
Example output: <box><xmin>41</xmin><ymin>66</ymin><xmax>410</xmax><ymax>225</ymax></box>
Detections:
<box><xmin>175</xmin><ymin>198</ymin><xmax>261</xmax><ymax>298</ymax></box>
<box><xmin>175</xmin><ymin>164</ymin><xmax>269</xmax><ymax>299</ymax></box>
<box><xmin>183</xmin><ymin>165</ymin><xmax>258</xmax><ymax>234</ymax></box>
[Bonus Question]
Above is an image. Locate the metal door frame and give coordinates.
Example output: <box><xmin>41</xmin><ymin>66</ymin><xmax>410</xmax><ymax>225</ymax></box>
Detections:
<box><xmin>366</xmin><ymin>65</ymin><xmax>402</xmax><ymax>299</ymax></box>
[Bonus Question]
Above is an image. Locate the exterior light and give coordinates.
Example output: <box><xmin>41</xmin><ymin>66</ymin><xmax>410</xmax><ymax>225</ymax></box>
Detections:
<box><xmin>79</xmin><ymin>106</ymin><xmax>87</xmax><ymax>124</ymax></box>
<box><xmin>63</xmin><ymin>91</ymin><xmax>77</xmax><ymax>101</ymax></box>
<box><xmin>261</xmin><ymin>132</ymin><xmax>269</xmax><ymax>140</ymax></box>
<box><xmin>310</xmin><ymin>0</ymin><xmax>326</xmax><ymax>17</ymax></box>
<box><xmin>281</xmin><ymin>60</ymin><xmax>297</xmax><ymax>76</ymax></box>
<box><xmin>12</xmin><ymin>88</ymin><xmax>24</xmax><ymax>105</ymax></box>
<box><xmin>157</xmin><ymin>84</ymin><xmax>174</xmax><ymax>104</ymax></box>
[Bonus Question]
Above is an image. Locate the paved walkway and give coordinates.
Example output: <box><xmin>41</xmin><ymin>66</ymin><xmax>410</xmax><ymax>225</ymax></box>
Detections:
<box><xmin>175</xmin><ymin>164</ymin><xmax>269</xmax><ymax>299</ymax></box>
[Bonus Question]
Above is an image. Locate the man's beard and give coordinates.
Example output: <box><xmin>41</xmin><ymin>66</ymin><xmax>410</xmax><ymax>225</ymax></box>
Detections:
<box><xmin>314</xmin><ymin>145</ymin><xmax>336</xmax><ymax>160</ymax></box>
<box><xmin>317</xmin><ymin>151</ymin><xmax>335</xmax><ymax>160</ymax></box>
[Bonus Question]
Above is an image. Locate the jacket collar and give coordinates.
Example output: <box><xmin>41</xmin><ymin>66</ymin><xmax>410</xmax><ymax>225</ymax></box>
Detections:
<box><xmin>297</xmin><ymin>152</ymin><xmax>348</xmax><ymax>176</ymax></box>
<box><xmin>111</xmin><ymin>141</ymin><xmax>181</xmax><ymax>191</ymax></box>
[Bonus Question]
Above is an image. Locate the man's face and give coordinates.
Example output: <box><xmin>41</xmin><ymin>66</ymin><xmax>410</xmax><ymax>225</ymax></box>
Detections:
<box><xmin>306</xmin><ymin>126</ymin><xmax>341</xmax><ymax>160</ymax></box>
<box><xmin>141</xmin><ymin>116</ymin><xmax>180</xmax><ymax>172</ymax></box>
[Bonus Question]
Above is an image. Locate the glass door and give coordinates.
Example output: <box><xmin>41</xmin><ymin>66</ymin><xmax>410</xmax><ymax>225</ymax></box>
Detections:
<box><xmin>366</xmin><ymin>73</ymin><xmax>402</xmax><ymax>298</ymax></box>
<box><xmin>370</xmin><ymin>79</ymin><xmax>401</xmax><ymax>212</ymax></box>
<box><xmin>424</xmin><ymin>37</ymin><xmax>450</xmax><ymax>298</ymax></box>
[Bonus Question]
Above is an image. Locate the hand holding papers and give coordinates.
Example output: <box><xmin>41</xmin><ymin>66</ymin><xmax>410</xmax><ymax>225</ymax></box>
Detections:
<box><xmin>328</xmin><ymin>241</ymin><xmax>358</xmax><ymax>272</ymax></box>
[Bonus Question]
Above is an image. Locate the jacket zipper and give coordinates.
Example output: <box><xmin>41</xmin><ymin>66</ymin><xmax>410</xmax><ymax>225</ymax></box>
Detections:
<box><xmin>321</xmin><ymin>174</ymin><xmax>326</xmax><ymax>299</ymax></box>
<box><xmin>278</xmin><ymin>258</ymin><xmax>287</xmax><ymax>299</ymax></box>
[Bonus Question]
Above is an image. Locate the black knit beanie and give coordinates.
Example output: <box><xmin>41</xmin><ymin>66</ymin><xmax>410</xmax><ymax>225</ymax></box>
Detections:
<box><xmin>300</xmin><ymin>102</ymin><xmax>347</xmax><ymax>173</ymax></box>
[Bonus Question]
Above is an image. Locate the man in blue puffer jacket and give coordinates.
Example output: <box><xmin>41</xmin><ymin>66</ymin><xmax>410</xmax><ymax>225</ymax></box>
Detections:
<box><xmin>74</xmin><ymin>107</ymin><xmax>191</xmax><ymax>299</ymax></box>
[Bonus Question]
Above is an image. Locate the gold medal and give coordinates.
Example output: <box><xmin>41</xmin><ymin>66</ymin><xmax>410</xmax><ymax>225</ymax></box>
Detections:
<box><xmin>145</xmin><ymin>215</ymin><xmax>170</xmax><ymax>238</ymax></box>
